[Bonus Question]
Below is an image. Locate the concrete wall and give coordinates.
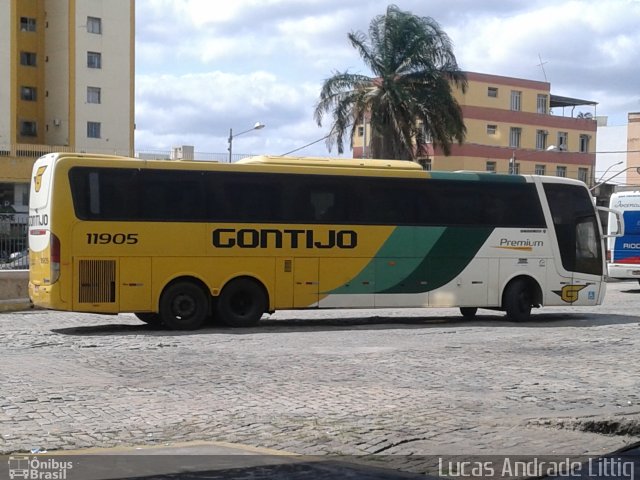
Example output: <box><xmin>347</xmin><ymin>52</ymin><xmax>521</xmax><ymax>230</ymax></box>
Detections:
<box><xmin>0</xmin><ymin>270</ymin><xmax>31</xmax><ymax>312</ymax></box>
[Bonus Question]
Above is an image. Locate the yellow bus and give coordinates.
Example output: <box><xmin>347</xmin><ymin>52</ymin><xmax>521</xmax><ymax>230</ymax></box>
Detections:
<box><xmin>29</xmin><ymin>152</ymin><xmax>608</xmax><ymax>330</ymax></box>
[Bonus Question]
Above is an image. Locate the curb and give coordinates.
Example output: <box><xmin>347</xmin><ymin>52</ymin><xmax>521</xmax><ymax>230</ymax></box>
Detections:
<box><xmin>0</xmin><ymin>299</ymin><xmax>32</xmax><ymax>313</ymax></box>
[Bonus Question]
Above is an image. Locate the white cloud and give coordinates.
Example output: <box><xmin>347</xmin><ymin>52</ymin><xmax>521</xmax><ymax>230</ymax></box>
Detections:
<box><xmin>135</xmin><ymin>0</ymin><xmax>640</xmax><ymax>155</ymax></box>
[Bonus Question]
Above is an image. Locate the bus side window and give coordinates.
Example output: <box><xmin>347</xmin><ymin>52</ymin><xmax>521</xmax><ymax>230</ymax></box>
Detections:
<box><xmin>223</xmin><ymin>181</ymin><xmax>281</xmax><ymax>223</ymax></box>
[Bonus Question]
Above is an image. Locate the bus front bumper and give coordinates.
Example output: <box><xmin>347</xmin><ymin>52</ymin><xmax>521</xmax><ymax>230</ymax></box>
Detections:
<box><xmin>28</xmin><ymin>282</ymin><xmax>54</xmax><ymax>309</ymax></box>
<box><xmin>607</xmin><ymin>263</ymin><xmax>640</xmax><ymax>280</ymax></box>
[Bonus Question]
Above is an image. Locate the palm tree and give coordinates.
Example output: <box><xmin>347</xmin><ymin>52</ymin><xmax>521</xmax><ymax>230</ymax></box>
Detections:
<box><xmin>314</xmin><ymin>5</ymin><xmax>467</xmax><ymax>160</ymax></box>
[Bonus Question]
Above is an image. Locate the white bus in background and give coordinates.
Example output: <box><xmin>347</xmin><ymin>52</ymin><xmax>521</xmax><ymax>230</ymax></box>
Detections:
<box><xmin>608</xmin><ymin>191</ymin><xmax>640</xmax><ymax>282</ymax></box>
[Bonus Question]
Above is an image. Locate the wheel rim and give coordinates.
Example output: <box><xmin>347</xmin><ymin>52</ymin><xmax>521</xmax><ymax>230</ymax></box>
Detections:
<box><xmin>172</xmin><ymin>293</ymin><xmax>196</xmax><ymax>319</ymax></box>
<box><xmin>517</xmin><ymin>290</ymin><xmax>531</xmax><ymax>313</ymax></box>
<box><xmin>229</xmin><ymin>291</ymin><xmax>253</xmax><ymax>317</ymax></box>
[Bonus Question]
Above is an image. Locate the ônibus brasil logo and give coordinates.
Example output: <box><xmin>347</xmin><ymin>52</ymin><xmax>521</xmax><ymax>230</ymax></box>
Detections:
<box><xmin>7</xmin><ymin>456</ymin><xmax>73</xmax><ymax>479</ymax></box>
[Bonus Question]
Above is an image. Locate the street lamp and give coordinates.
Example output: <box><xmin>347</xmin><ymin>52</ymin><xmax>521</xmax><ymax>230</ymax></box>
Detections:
<box><xmin>594</xmin><ymin>161</ymin><xmax>624</xmax><ymax>185</ymax></box>
<box><xmin>228</xmin><ymin>122</ymin><xmax>265</xmax><ymax>163</ymax></box>
<box><xmin>590</xmin><ymin>165</ymin><xmax>640</xmax><ymax>192</ymax></box>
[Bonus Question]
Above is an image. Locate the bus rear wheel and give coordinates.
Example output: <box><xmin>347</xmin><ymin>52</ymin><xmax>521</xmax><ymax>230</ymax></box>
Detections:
<box><xmin>159</xmin><ymin>281</ymin><xmax>209</xmax><ymax>330</ymax></box>
<box><xmin>503</xmin><ymin>279</ymin><xmax>532</xmax><ymax>322</ymax></box>
<box><xmin>217</xmin><ymin>278</ymin><xmax>267</xmax><ymax>328</ymax></box>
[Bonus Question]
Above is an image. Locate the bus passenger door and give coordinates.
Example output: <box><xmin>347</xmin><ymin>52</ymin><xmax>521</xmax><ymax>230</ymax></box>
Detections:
<box><xmin>547</xmin><ymin>213</ymin><xmax>603</xmax><ymax>306</ymax></box>
<box><xmin>293</xmin><ymin>258</ymin><xmax>319</xmax><ymax>308</ymax></box>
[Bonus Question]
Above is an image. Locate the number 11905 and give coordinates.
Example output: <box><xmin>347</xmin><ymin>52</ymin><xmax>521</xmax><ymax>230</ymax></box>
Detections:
<box><xmin>86</xmin><ymin>233</ymin><xmax>139</xmax><ymax>244</ymax></box>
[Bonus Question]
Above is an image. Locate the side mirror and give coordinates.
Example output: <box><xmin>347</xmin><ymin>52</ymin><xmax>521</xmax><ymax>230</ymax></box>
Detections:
<box><xmin>598</xmin><ymin>207</ymin><xmax>624</xmax><ymax>238</ymax></box>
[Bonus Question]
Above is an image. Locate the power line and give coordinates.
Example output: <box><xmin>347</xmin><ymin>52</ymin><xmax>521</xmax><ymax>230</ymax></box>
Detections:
<box><xmin>280</xmin><ymin>133</ymin><xmax>332</xmax><ymax>156</ymax></box>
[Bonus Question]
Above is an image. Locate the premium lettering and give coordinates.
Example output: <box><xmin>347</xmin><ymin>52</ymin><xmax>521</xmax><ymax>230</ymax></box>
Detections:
<box><xmin>212</xmin><ymin>228</ymin><xmax>357</xmax><ymax>249</ymax></box>
<box><xmin>499</xmin><ymin>238</ymin><xmax>543</xmax><ymax>247</ymax></box>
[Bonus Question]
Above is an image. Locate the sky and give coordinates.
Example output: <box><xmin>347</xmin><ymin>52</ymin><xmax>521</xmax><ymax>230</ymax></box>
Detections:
<box><xmin>134</xmin><ymin>0</ymin><xmax>640</xmax><ymax>160</ymax></box>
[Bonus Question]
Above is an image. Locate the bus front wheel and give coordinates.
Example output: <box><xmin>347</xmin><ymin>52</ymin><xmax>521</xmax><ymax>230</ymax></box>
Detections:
<box><xmin>159</xmin><ymin>281</ymin><xmax>209</xmax><ymax>330</ymax></box>
<box><xmin>460</xmin><ymin>307</ymin><xmax>477</xmax><ymax>319</ymax></box>
<box><xmin>217</xmin><ymin>278</ymin><xmax>267</xmax><ymax>328</ymax></box>
<box><xmin>503</xmin><ymin>279</ymin><xmax>532</xmax><ymax>322</ymax></box>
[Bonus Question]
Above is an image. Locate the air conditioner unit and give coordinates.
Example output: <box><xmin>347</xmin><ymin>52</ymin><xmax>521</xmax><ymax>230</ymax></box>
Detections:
<box><xmin>170</xmin><ymin>145</ymin><xmax>194</xmax><ymax>161</ymax></box>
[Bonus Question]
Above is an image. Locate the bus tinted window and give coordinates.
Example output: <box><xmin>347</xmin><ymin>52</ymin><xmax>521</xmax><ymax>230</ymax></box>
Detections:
<box><xmin>69</xmin><ymin>167</ymin><xmax>545</xmax><ymax>228</ymax></box>
<box><xmin>70</xmin><ymin>168</ymin><xmax>140</xmax><ymax>220</ymax></box>
<box><xmin>544</xmin><ymin>183</ymin><xmax>602</xmax><ymax>275</ymax></box>
<box><xmin>208</xmin><ymin>173</ymin><xmax>283</xmax><ymax>223</ymax></box>
<box><xmin>141</xmin><ymin>170</ymin><xmax>205</xmax><ymax>221</ymax></box>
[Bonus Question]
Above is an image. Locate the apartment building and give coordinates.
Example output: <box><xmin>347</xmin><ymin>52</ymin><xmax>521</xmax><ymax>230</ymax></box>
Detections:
<box><xmin>0</xmin><ymin>0</ymin><xmax>134</xmax><ymax>218</ymax></box>
<box><xmin>353</xmin><ymin>71</ymin><xmax>597</xmax><ymax>184</ymax></box>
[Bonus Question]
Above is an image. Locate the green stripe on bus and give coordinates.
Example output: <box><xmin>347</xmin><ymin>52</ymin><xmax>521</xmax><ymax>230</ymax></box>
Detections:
<box><xmin>381</xmin><ymin>226</ymin><xmax>493</xmax><ymax>293</ymax></box>
<box><xmin>326</xmin><ymin>227</ymin><xmax>446</xmax><ymax>295</ymax></box>
<box><xmin>325</xmin><ymin>226</ymin><xmax>493</xmax><ymax>295</ymax></box>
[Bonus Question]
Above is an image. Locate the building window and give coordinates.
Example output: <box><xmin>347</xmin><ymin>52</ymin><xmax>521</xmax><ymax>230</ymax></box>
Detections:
<box><xmin>357</xmin><ymin>125</ymin><xmax>364</xmax><ymax>137</ymax></box>
<box><xmin>579</xmin><ymin>134</ymin><xmax>590</xmax><ymax>153</ymax></box>
<box><xmin>556</xmin><ymin>166</ymin><xmax>567</xmax><ymax>177</ymax></box>
<box><xmin>87</xmin><ymin>17</ymin><xmax>102</xmax><ymax>34</ymax></box>
<box><xmin>535</xmin><ymin>164</ymin><xmax>546</xmax><ymax>175</ymax></box>
<box><xmin>510</xmin><ymin>90</ymin><xmax>522</xmax><ymax>111</ymax></box>
<box><xmin>421</xmin><ymin>158</ymin><xmax>432</xmax><ymax>171</ymax></box>
<box><xmin>20</xmin><ymin>17</ymin><xmax>36</xmax><ymax>32</ymax></box>
<box><xmin>578</xmin><ymin>168</ymin><xmax>589</xmax><ymax>183</ymax></box>
<box><xmin>509</xmin><ymin>162</ymin><xmax>520</xmax><ymax>174</ymax></box>
<box><xmin>87</xmin><ymin>87</ymin><xmax>101</xmax><ymax>104</ymax></box>
<box><xmin>87</xmin><ymin>122</ymin><xmax>101</xmax><ymax>138</ymax></box>
<box><xmin>87</xmin><ymin>52</ymin><xmax>102</xmax><ymax>69</ymax></box>
<box><xmin>20</xmin><ymin>51</ymin><xmax>37</xmax><ymax>66</ymax></box>
<box><xmin>486</xmin><ymin>124</ymin><xmax>497</xmax><ymax>135</ymax></box>
<box><xmin>557</xmin><ymin>131</ymin><xmax>568</xmax><ymax>151</ymax></box>
<box><xmin>486</xmin><ymin>161</ymin><xmax>496</xmax><ymax>173</ymax></box>
<box><xmin>20</xmin><ymin>86</ymin><xmax>37</xmax><ymax>101</ymax></box>
<box><xmin>537</xmin><ymin>94</ymin><xmax>548</xmax><ymax>114</ymax></box>
<box><xmin>509</xmin><ymin>127</ymin><xmax>522</xmax><ymax>148</ymax></box>
<box><xmin>536</xmin><ymin>130</ymin><xmax>548</xmax><ymax>150</ymax></box>
<box><xmin>20</xmin><ymin>121</ymin><xmax>37</xmax><ymax>137</ymax></box>
<box><xmin>487</xmin><ymin>87</ymin><xmax>498</xmax><ymax>98</ymax></box>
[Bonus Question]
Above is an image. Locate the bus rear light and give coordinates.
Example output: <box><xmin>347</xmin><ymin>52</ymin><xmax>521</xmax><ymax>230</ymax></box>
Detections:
<box><xmin>606</xmin><ymin>250</ymin><xmax>611</xmax><ymax>262</ymax></box>
<box><xmin>50</xmin><ymin>232</ymin><xmax>60</xmax><ymax>283</ymax></box>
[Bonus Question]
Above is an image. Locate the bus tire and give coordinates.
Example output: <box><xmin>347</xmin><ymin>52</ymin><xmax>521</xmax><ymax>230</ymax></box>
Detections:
<box><xmin>460</xmin><ymin>307</ymin><xmax>477</xmax><ymax>318</ymax></box>
<box><xmin>217</xmin><ymin>278</ymin><xmax>267</xmax><ymax>328</ymax></box>
<box><xmin>503</xmin><ymin>279</ymin><xmax>532</xmax><ymax>322</ymax></box>
<box><xmin>134</xmin><ymin>312</ymin><xmax>163</xmax><ymax>326</ymax></box>
<box><xmin>159</xmin><ymin>281</ymin><xmax>209</xmax><ymax>330</ymax></box>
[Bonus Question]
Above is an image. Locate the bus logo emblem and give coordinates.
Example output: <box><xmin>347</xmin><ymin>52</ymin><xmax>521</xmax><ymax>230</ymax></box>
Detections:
<box><xmin>553</xmin><ymin>284</ymin><xmax>587</xmax><ymax>303</ymax></box>
<box><xmin>33</xmin><ymin>166</ymin><xmax>47</xmax><ymax>193</ymax></box>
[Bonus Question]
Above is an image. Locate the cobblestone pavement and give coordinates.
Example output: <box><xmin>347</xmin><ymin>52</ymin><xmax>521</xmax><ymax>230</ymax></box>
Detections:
<box><xmin>1</xmin><ymin>281</ymin><xmax>639</xmax><ymax>476</ymax></box>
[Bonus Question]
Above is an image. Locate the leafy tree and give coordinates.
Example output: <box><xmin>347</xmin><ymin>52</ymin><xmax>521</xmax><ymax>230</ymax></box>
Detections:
<box><xmin>314</xmin><ymin>4</ymin><xmax>467</xmax><ymax>160</ymax></box>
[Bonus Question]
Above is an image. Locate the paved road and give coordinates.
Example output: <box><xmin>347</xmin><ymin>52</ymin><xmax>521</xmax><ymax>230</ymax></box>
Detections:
<box><xmin>1</xmin><ymin>281</ymin><xmax>639</xmax><ymax>478</ymax></box>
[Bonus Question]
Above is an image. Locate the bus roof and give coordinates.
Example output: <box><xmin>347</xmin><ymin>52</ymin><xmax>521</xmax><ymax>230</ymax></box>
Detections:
<box><xmin>40</xmin><ymin>152</ymin><xmax>588</xmax><ymax>187</ymax></box>
<box><xmin>237</xmin><ymin>155</ymin><xmax>424</xmax><ymax>171</ymax></box>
